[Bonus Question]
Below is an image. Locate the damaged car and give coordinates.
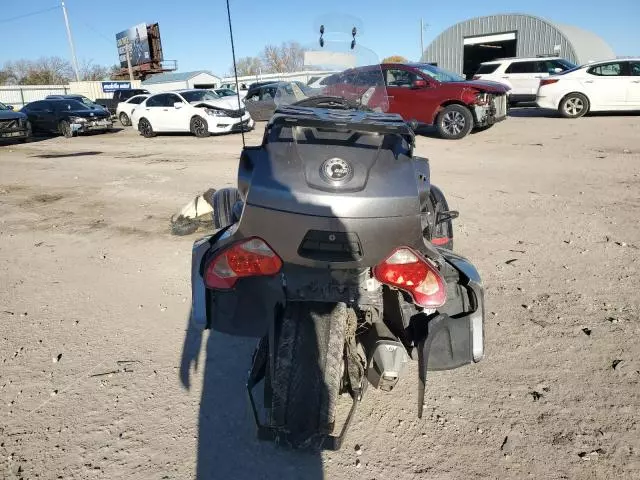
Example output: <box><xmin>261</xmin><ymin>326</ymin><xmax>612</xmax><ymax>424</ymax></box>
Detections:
<box><xmin>0</xmin><ymin>101</ymin><xmax>32</xmax><ymax>143</ymax></box>
<box><xmin>327</xmin><ymin>63</ymin><xmax>510</xmax><ymax>139</ymax></box>
<box><xmin>20</xmin><ymin>99</ymin><xmax>112</xmax><ymax>138</ymax></box>
<box><xmin>131</xmin><ymin>89</ymin><xmax>254</xmax><ymax>138</ymax></box>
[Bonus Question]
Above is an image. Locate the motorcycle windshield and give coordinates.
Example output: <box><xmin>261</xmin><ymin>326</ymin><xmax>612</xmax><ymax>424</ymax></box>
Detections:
<box><xmin>271</xmin><ymin>17</ymin><xmax>388</xmax><ymax>113</ymax></box>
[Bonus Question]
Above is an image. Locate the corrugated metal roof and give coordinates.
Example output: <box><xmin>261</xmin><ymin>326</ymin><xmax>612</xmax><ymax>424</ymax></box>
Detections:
<box><xmin>552</xmin><ymin>23</ymin><xmax>615</xmax><ymax>64</ymax></box>
<box><xmin>142</xmin><ymin>70</ymin><xmax>219</xmax><ymax>85</ymax></box>
<box><xmin>423</xmin><ymin>14</ymin><xmax>616</xmax><ymax>75</ymax></box>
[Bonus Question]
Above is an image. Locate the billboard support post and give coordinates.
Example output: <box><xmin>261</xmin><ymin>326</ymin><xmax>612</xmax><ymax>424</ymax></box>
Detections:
<box><xmin>126</xmin><ymin>44</ymin><xmax>134</xmax><ymax>82</ymax></box>
<box><xmin>61</xmin><ymin>1</ymin><xmax>80</xmax><ymax>82</ymax></box>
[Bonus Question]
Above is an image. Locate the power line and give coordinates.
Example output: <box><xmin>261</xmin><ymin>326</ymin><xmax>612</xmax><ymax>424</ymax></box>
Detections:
<box><xmin>0</xmin><ymin>5</ymin><xmax>60</xmax><ymax>24</ymax></box>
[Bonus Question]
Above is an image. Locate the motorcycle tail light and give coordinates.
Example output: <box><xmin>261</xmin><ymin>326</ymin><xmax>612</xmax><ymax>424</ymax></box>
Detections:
<box><xmin>373</xmin><ymin>247</ymin><xmax>446</xmax><ymax>307</ymax></box>
<box><xmin>204</xmin><ymin>237</ymin><xmax>282</xmax><ymax>289</ymax></box>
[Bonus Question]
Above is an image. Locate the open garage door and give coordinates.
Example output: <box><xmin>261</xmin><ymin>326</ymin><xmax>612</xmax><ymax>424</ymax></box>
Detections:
<box><xmin>463</xmin><ymin>32</ymin><xmax>517</xmax><ymax>79</ymax></box>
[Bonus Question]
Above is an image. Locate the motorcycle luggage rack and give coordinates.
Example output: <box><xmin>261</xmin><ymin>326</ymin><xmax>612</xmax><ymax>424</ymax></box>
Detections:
<box><xmin>246</xmin><ymin>348</ymin><xmax>364</xmax><ymax>451</ymax></box>
<box><xmin>269</xmin><ymin>105</ymin><xmax>415</xmax><ymax>138</ymax></box>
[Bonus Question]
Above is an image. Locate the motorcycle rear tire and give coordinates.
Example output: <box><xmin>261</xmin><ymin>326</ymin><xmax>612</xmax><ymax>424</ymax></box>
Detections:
<box><xmin>269</xmin><ymin>301</ymin><xmax>347</xmax><ymax>449</ymax></box>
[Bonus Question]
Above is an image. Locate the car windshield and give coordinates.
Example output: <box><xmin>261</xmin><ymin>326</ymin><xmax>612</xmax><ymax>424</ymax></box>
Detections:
<box><xmin>216</xmin><ymin>89</ymin><xmax>236</xmax><ymax>97</ymax></box>
<box><xmin>416</xmin><ymin>64</ymin><xmax>465</xmax><ymax>82</ymax></box>
<box><xmin>556</xmin><ymin>59</ymin><xmax>577</xmax><ymax>70</ymax></box>
<box><xmin>181</xmin><ymin>90</ymin><xmax>220</xmax><ymax>102</ymax></box>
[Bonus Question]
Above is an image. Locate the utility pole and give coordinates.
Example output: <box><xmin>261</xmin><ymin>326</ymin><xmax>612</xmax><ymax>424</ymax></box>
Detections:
<box><xmin>126</xmin><ymin>43</ymin><xmax>134</xmax><ymax>82</ymax></box>
<box><xmin>420</xmin><ymin>18</ymin><xmax>424</xmax><ymax>62</ymax></box>
<box><xmin>61</xmin><ymin>0</ymin><xmax>81</xmax><ymax>82</ymax></box>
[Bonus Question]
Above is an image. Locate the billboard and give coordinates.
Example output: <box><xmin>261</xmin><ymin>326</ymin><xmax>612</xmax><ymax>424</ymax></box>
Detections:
<box><xmin>116</xmin><ymin>24</ymin><xmax>151</xmax><ymax>68</ymax></box>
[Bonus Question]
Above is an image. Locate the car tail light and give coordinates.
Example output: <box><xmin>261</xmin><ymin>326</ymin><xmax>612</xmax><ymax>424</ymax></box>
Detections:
<box><xmin>540</xmin><ymin>79</ymin><xmax>559</xmax><ymax>87</ymax></box>
<box><xmin>373</xmin><ymin>247</ymin><xmax>446</xmax><ymax>307</ymax></box>
<box><xmin>204</xmin><ymin>237</ymin><xmax>282</xmax><ymax>289</ymax></box>
<box><xmin>472</xmin><ymin>75</ymin><xmax>481</xmax><ymax>80</ymax></box>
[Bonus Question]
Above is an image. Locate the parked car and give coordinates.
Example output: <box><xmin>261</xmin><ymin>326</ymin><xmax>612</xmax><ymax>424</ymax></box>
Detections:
<box><xmin>0</xmin><ymin>101</ymin><xmax>32</xmax><ymax>143</ymax></box>
<box><xmin>46</xmin><ymin>94</ymin><xmax>109</xmax><ymax>112</ymax></box>
<box><xmin>306</xmin><ymin>73</ymin><xmax>336</xmax><ymax>89</ymax></box>
<box><xmin>95</xmin><ymin>88</ymin><xmax>150</xmax><ymax>116</ymax></box>
<box><xmin>130</xmin><ymin>89</ymin><xmax>254</xmax><ymax>138</ymax></box>
<box><xmin>472</xmin><ymin>57</ymin><xmax>576</xmax><ymax>106</ymax></box>
<box><xmin>116</xmin><ymin>94</ymin><xmax>149</xmax><ymax>126</ymax></box>
<box><xmin>20</xmin><ymin>99</ymin><xmax>113</xmax><ymax>138</ymax></box>
<box><xmin>327</xmin><ymin>63</ymin><xmax>510</xmax><ymax>139</ymax></box>
<box><xmin>215</xmin><ymin>87</ymin><xmax>247</xmax><ymax>100</ymax></box>
<box><xmin>243</xmin><ymin>82</ymin><xmax>308</xmax><ymax>121</ymax></box>
<box><xmin>536</xmin><ymin>58</ymin><xmax>640</xmax><ymax>118</ymax></box>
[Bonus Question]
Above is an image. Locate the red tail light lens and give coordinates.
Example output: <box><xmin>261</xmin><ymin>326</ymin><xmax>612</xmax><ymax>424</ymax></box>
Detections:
<box><xmin>204</xmin><ymin>237</ymin><xmax>282</xmax><ymax>289</ymax></box>
<box><xmin>373</xmin><ymin>247</ymin><xmax>446</xmax><ymax>307</ymax></box>
<box><xmin>540</xmin><ymin>79</ymin><xmax>559</xmax><ymax>87</ymax></box>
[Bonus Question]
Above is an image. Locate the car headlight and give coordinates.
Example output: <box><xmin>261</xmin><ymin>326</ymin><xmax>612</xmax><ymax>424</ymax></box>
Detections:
<box><xmin>205</xmin><ymin>108</ymin><xmax>225</xmax><ymax>117</ymax></box>
<box><xmin>69</xmin><ymin>116</ymin><xmax>87</xmax><ymax>123</ymax></box>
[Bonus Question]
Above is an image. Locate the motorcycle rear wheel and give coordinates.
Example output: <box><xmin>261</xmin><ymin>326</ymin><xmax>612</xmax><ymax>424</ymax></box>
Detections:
<box><xmin>269</xmin><ymin>301</ymin><xmax>347</xmax><ymax>449</ymax></box>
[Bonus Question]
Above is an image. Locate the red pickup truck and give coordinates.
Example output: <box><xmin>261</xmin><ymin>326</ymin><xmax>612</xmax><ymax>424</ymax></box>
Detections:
<box><xmin>327</xmin><ymin>63</ymin><xmax>510</xmax><ymax>139</ymax></box>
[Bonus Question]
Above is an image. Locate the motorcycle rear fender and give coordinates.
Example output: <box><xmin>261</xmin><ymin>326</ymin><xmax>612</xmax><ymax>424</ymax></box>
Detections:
<box><xmin>424</xmin><ymin>250</ymin><xmax>485</xmax><ymax>369</ymax></box>
<box><xmin>191</xmin><ymin>225</ymin><xmax>286</xmax><ymax>337</ymax></box>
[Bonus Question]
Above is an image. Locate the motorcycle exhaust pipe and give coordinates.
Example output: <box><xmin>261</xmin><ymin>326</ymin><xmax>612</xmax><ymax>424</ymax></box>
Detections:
<box><xmin>360</xmin><ymin>322</ymin><xmax>408</xmax><ymax>392</ymax></box>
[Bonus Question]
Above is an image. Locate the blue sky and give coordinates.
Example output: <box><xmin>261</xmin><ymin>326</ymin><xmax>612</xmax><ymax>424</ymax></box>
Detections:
<box><xmin>1</xmin><ymin>0</ymin><xmax>638</xmax><ymax>76</ymax></box>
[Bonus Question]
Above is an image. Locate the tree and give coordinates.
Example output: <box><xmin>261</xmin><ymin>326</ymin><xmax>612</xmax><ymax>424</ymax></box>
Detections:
<box><xmin>261</xmin><ymin>42</ymin><xmax>304</xmax><ymax>73</ymax></box>
<box><xmin>231</xmin><ymin>56</ymin><xmax>262</xmax><ymax>77</ymax></box>
<box><xmin>0</xmin><ymin>57</ymin><xmax>118</xmax><ymax>85</ymax></box>
<box><xmin>79</xmin><ymin>59</ymin><xmax>110</xmax><ymax>81</ymax></box>
<box><xmin>382</xmin><ymin>55</ymin><xmax>408</xmax><ymax>63</ymax></box>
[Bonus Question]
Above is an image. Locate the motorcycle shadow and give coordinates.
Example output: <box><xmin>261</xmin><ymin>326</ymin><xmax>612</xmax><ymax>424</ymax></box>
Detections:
<box><xmin>179</xmin><ymin>313</ymin><xmax>325</xmax><ymax>480</ymax></box>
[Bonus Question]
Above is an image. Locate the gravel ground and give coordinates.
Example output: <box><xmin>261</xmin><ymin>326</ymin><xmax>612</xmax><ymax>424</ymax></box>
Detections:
<box><xmin>1</xmin><ymin>111</ymin><xmax>639</xmax><ymax>480</ymax></box>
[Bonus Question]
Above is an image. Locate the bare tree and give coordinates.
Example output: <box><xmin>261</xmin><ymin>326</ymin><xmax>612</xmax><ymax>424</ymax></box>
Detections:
<box><xmin>0</xmin><ymin>57</ymin><xmax>119</xmax><ymax>85</ymax></box>
<box><xmin>261</xmin><ymin>42</ymin><xmax>304</xmax><ymax>73</ymax></box>
<box><xmin>79</xmin><ymin>59</ymin><xmax>110</xmax><ymax>81</ymax></box>
<box><xmin>382</xmin><ymin>55</ymin><xmax>408</xmax><ymax>63</ymax></box>
<box><xmin>231</xmin><ymin>56</ymin><xmax>263</xmax><ymax>77</ymax></box>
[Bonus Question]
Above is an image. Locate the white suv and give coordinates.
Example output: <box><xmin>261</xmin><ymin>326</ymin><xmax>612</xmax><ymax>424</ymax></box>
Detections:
<box><xmin>473</xmin><ymin>57</ymin><xmax>576</xmax><ymax>105</ymax></box>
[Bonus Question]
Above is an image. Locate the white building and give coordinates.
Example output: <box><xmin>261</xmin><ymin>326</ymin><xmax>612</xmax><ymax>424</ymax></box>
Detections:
<box><xmin>142</xmin><ymin>71</ymin><xmax>221</xmax><ymax>93</ymax></box>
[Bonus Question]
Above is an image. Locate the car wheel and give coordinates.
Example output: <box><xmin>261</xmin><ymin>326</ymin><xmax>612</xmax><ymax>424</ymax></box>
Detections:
<box><xmin>58</xmin><ymin>120</ymin><xmax>75</xmax><ymax>138</ymax></box>
<box><xmin>138</xmin><ymin>118</ymin><xmax>156</xmax><ymax>138</ymax></box>
<box><xmin>119</xmin><ymin>112</ymin><xmax>131</xmax><ymax>126</ymax></box>
<box><xmin>190</xmin><ymin>116</ymin><xmax>210</xmax><ymax>138</ymax></box>
<box><xmin>436</xmin><ymin>104</ymin><xmax>473</xmax><ymax>140</ymax></box>
<box><xmin>559</xmin><ymin>93</ymin><xmax>589</xmax><ymax>119</ymax></box>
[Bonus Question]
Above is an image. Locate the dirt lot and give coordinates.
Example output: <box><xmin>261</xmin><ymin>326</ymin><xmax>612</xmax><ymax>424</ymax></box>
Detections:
<box><xmin>1</xmin><ymin>112</ymin><xmax>639</xmax><ymax>480</ymax></box>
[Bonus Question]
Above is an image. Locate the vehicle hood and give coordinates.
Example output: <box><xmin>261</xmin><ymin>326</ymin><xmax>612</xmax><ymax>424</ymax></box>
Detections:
<box><xmin>453</xmin><ymin>80</ymin><xmax>511</xmax><ymax>93</ymax></box>
<box><xmin>191</xmin><ymin>98</ymin><xmax>244</xmax><ymax>110</ymax></box>
<box><xmin>0</xmin><ymin>110</ymin><xmax>27</xmax><ymax>120</ymax></box>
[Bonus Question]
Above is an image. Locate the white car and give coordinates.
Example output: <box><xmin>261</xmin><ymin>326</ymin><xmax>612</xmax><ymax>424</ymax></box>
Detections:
<box><xmin>115</xmin><ymin>94</ymin><xmax>149</xmax><ymax>126</ymax></box>
<box><xmin>473</xmin><ymin>57</ymin><xmax>576</xmax><ymax>105</ymax></box>
<box><xmin>536</xmin><ymin>58</ymin><xmax>640</xmax><ymax>118</ymax></box>
<box><xmin>131</xmin><ymin>89</ymin><xmax>254</xmax><ymax>137</ymax></box>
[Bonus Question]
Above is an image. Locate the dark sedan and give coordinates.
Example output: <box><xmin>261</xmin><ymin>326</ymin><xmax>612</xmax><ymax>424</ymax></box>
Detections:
<box><xmin>0</xmin><ymin>101</ymin><xmax>31</xmax><ymax>143</ymax></box>
<box><xmin>21</xmin><ymin>99</ymin><xmax>113</xmax><ymax>138</ymax></box>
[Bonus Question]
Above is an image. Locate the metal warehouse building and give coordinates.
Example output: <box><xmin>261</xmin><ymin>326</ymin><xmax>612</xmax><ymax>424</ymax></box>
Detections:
<box><xmin>424</xmin><ymin>14</ymin><xmax>615</xmax><ymax>79</ymax></box>
<box><xmin>141</xmin><ymin>71</ymin><xmax>222</xmax><ymax>93</ymax></box>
